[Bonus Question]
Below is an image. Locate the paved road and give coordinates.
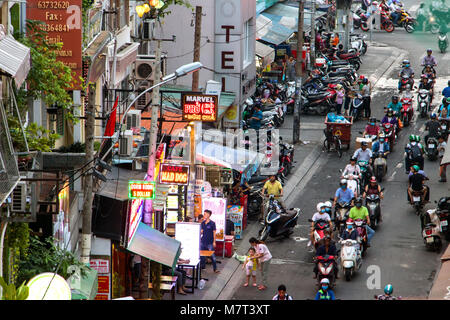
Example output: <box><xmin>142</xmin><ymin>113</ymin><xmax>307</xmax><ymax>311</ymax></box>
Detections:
<box><xmin>232</xmin><ymin>2</ymin><xmax>449</xmax><ymax>300</ymax></box>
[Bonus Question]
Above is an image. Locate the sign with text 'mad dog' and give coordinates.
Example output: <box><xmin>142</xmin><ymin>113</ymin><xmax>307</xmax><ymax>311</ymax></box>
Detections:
<box><xmin>127</xmin><ymin>222</ymin><xmax>181</xmax><ymax>269</ymax></box>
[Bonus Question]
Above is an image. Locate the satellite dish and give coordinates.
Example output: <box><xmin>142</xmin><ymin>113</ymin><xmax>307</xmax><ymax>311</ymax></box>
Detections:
<box><xmin>26</xmin><ymin>273</ymin><xmax>72</xmax><ymax>300</ymax></box>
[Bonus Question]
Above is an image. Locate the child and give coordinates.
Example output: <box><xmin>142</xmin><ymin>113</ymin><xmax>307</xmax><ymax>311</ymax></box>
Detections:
<box><xmin>242</xmin><ymin>247</ymin><xmax>259</xmax><ymax>287</ymax></box>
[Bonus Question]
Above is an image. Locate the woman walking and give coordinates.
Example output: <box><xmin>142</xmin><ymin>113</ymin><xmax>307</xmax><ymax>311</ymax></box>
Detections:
<box><xmin>249</xmin><ymin>237</ymin><xmax>272</xmax><ymax>291</ymax></box>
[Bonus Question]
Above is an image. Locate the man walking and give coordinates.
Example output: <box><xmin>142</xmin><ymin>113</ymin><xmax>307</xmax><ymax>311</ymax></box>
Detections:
<box><xmin>200</xmin><ymin>210</ymin><xmax>220</xmax><ymax>273</ymax></box>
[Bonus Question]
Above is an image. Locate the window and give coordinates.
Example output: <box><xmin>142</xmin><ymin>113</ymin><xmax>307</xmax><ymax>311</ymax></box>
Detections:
<box><xmin>243</xmin><ymin>19</ymin><xmax>253</xmax><ymax>67</ymax></box>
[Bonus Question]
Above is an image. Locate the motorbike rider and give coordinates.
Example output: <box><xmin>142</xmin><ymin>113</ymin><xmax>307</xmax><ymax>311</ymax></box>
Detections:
<box><xmin>314</xmin><ymin>236</ymin><xmax>338</xmax><ymax>279</ymax></box>
<box><xmin>398</xmin><ymin>59</ymin><xmax>414</xmax><ymax>91</ymax></box>
<box><xmin>408</xmin><ymin>165</ymin><xmax>429</xmax><ymax>204</ymax></box>
<box><xmin>341</xmin><ymin>218</ymin><xmax>359</xmax><ymax>241</ymax></box>
<box><xmin>405</xmin><ymin>134</ymin><xmax>425</xmax><ymax>173</ymax></box>
<box><xmin>422</xmin><ymin>64</ymin><xmax>436</xmax><ymax>85</ymax></box>
<box><xmin>348</xmin><ymin>197</ymin><xmax>376</xmax><ymax>246</ymax></box>
<box><xmin>442</xmin><ymin>80</ymin><xmax>450</xmax><ymax>98</ymax></box>
<box><xmin>363</xmin><ymin>176</ymin><xmax>384</xmax><ymax>222</ymax></box>
<box><xmin>381</xmin><ymin>108</ymin><xmax>400</xmax><ymax>133</ymax></box>
<box><xmin>438</xmin><ymin>97</ymin><xmax>450</xmax><ymax>119</ymax></box>
<box><xmin>315</xmin><ymin>278</ymin><xmax>336</xmax><ymax>300</ymax></box>
<box><xmin>417</xmin><ymin>75</ymin><xmax>434</xmax><ymax>107</ymax></box>
<box><xmin>375</xmin><ymin>284</ymin><xmax>401</xmax><ymax>300</ymax></box>
<box><xmin>261</xmin><ymin>175</ymin><xmax>285</xmax><ymax>222</ymax></box>
<box><xmin>387</xmin><ymin>95</ymin><xmax>402</xmax><ymax>115</ymax></box>
<box><xmin>333</xmin><ymin>179</ymin><xmax>355</xmax><ymax>217</ymax></box>
<box><xmin>310</xmin><ymin>202</ymin><xmax>333</xmax><ymax>248</ymax></box>
<box><xmin>363</xmin><ymin>117</ymin><xmax>380</xmax><ymax>137</ymax></box>
<box><xmin>353</xmin><ymin>141</ymin><xmax>374</xmax><ymax>177</ymax></box>
<box><xmin>421</xmin><ymin>49</ymin><xmax>438</xmax><ymax>68</ymax></box>
<box><xmin>425</xmin><ymin>113</ymin><xmax>441</xmax><ymax>144</ymax></box>
<box><xmin>372</xmin><ymin>133</ymin><xmax>390</xmax><ymax>155</ymax></box>
<box><xmin>342</xmin><ymin>157</ymin><xmax>362</xmax><ymax>180</ymax></box>
<box><xmin>388</xmin><ymin>0</ymin><xmax>402</xmax><ymax>26</ymax></box>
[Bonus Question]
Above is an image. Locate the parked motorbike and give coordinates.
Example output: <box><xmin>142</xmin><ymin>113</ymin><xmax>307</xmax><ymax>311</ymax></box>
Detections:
<box><xmin>351</xmin><ymin>94</ymin><xmax>364</xmax><ymax>121</ymax></box>
<box><xmin>417</xmin><ymin>89</ymin><xmax>430</xmax><ymax>118</ymax></box>
<box><xmin>422</xmin><ymin>209</ymin><xmax>442</xmax><ymax>252</ymax></box>
<box><xmin>438</xmin><ymin>32</ymin><xmax>448</xmax><ymax>53</ymax></box>
<box><xmin>279</xmin><ymin>137</ymin><xmax>295</xmax><ymax>176</ymax></box>
<box><xmin>258</xmin><ymin>195</ymin><xmax>302</xmax><ymax>241</ymax></box>
<box><xmin>339</xmin><ymin>239</ymin><xmax>362</xmax><ymax>281</ymax></box>
<box><xmin>425</xmin><ymin>136</ymin><xmax>439</xmax><ymax>161</ymax></box>
<box><xmin>354</xmin><ymin>219</ymin><xmax>369</xmax><ymax>256</ymax></box>
<box><xmin>435</xmin><ymin>197</ymin><xmax>450</xmax><ymax>241</ymax></box>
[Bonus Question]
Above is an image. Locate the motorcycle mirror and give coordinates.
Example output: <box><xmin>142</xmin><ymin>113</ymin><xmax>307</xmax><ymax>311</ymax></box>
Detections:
<box><xmin>308</xmin><ymin>219</ymin><xmax>313</xmax><ymax>222</ymax></box>
<box><xmin>381</xmin><ymin>188</ymin><xmax>385</xmax><ymax>192</ymax></box>
<box><xmin>434</xmin><ymin>200</ymin><xmax>438</xmax><ymax>203</ymax></box>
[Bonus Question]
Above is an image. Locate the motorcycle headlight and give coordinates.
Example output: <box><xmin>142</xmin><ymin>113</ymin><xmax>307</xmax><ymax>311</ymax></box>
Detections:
<box><xmin>430</xmin><ymin>17</ymin><xmax>435</xmax><ymax>22</ymax></box>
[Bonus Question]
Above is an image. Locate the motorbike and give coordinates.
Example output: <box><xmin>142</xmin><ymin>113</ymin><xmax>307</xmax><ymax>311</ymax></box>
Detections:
<box><xmin>399</xmin><ymin>74</ymin><xmax>414</xmax><ymax>93</ymax></box>
<box><xmin>422</xmin><ymin>209</ymin><xmax>442</xmax><ymax>252</ymax></box>
<box><xmin>279</xmin><ymin>137</ymin><xmax>295</xmax><ymax>176</ymax></box>
<box><xmin>309</xmin><ymin>218</ymin><xmax>332</xmax><ymax>250</ymax></box>
<box><xmin>350</xmin><ymin>94</ymin><xmax>364</xmax><ymax>121</ymax></box>
<box><xmin>400</xmin><ymin>94</ymin><xmax>414</xmax><ymax>127</ymax></box>
<box><xmin>410</xmin><ymin>189</ymin><xmax>425</xmax><ymax>216</ymax></box>
<box><xmin>425</xmin><ymin>136</ymin><xmax>439</xmax><ymax>161</ymax></box>
<box><xmin>396</xmin><ymin>9</ymin><xmax>416</xmax><ymax>33</ymax></box>
<box><xmin>373</xmin><ymin>152</ymin><xmax>388</xmax><ymax>182</ymax></box>
<box><xmin>417</xmin><ymin>89</ymin><xmax>430</xmax><ymax>118</ymax></box>
<box><xmin>285</xmin><ymin>81</ymin><xmax>296</xmax><ymax>114</ymax></box>
<box><xmin>315</xmin><ymin>254</ymin><xmax>337</xmax><ymax>288</ymax></box>
<box><xmin>435</xmin><ymin>197</ymin><xmax>450</xmax><ymax>241</ymax></box>
<box><xmin>360</xmin><ymin>10</ymin><xmax>395</xmax><ymax>33</ymax></box>
<box><xmin>258</xmin><ymin>195</ymin><xmax>302</xmax><ymax>241</ymax></box>
<box><xmin>301</xmin><ymin>88</ymin><xmax>336</xmax><ymax>115</ymax></box>
<box><xmin>350</xmin><ymin>33</ymin><xmax>368</xmax><ymax>55</ymax></box>
<box><xmin>354</xmin><ymin>219</ymin><xmax>369</xmax><ymax>256</ymax></box>
<box><xmin>333</xmin><ymin>200</ymin><xmax>352</xmax><ymax>234</ymax></box>
<box><xmin>438</xmin><ymin>119</ymin><xmax>449</xmax><ymax>141</ymax></box>
<box><xmin>357</xmin><ymin>160</ymin><xmax>371</xmax><ymax>190</ymax></box>
<box><xmin>438</xmin><ymin>32</ymin><xmax>448</xmax><ymax>53</ymax></box>
<box><xmin>366</xmin><ymin>192</ymin><xmax>383</xmax><ymax>229</ymax></box>
<box><xmin>382</xmin><ymin>122</ymin><xmax>396</xmax><ymax>151</ymax></box>
<box><xmin>335</xmin><ymin>51</ymin><xmax>362</xmax><ymax>71</ymax></box>
<box><xmin>339</xmin><ymin>239</ymin><xmax>362</xmax><ymax>281</ymax></box>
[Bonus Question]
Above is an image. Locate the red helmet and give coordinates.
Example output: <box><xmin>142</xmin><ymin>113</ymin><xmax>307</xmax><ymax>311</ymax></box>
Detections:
<box><xmin>370</xmin><ymin>176</ymin><xmax>377</xmax><ymax>183</ymax></box>
<box><xmin>359</xmin><ymin>75</ymin><xmax>365</xmax><ymax>80</ymax></box>
<box><xmin>346</xmin><ymin>218</ymin><xmax>354</xmax><ymax>225</ymax></box>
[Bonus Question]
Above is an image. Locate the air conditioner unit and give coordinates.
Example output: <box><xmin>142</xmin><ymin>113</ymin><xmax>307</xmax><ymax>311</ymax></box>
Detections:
<box><xmin>135</xmin><ymin>81</ymin><xmax>152</xmax><ymax>110</ymax></box>
<box><xmin>11</xmin><ymin>181</ymin><xmax>27</xmax><ymax>212</ymax></box>
<box><xmin>135</xmin><ymin>55</ymin><xmax>166</xmax><ymax>81</ymax></box>
<box><xmin>126</xmin><ymin>110</ymin><xmax>141</xmax><ymax>130</ymax></box>
<box><xmin>220</xmin><ymin>169</ymin><xmax>233</xmax><ymax>185</ymax></box>
<box><xmin>205</xmin><ymin>166</ymin><xmax>221</xmax><ymax>187</ymax></box>
<box><xmin>119</xmin><ymin>130</ymin><xmax>133</xmax><ymax>156</ymax></box>
<box><xmin>195</xmin><ymin>165</ymin><xmax>205</xmax><ymax>184</ymax></box>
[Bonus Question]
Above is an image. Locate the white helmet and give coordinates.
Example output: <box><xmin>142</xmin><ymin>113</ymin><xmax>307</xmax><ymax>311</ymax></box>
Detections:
<box><xmin>323</xmin><ymin>201</ymin><xmax>332</xmax><ymax>208</ymax></box>
<box><xmin>316</xmin><ymin>202</ymin><xmax>325</xmax><ymax>212</ymax></box>
<box><xmin>320</xmin><ymin>278</ymin><xmax>330</xmax><ymax>284</ymax></box>
<box><xmin>340</xmin><ymin>179</ymin><xmax>347</xmax><ymax>185</ymax></box>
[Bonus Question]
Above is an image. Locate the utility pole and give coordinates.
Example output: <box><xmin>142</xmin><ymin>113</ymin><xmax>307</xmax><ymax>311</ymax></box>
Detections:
<box><xmin>80</xmin><ymin>85</ymin><xmax>95</xmax><ymax>264</ymax></box>
<box><xmin>310</xmin><ymin>0</ymin><xmax>316</xmax><ymax>68</ymax></box>
<box><xmin>192</xmin><ymin>6</ymin><xmax>202</xmax><ymax>91</ymax></box>
<box><xmin>293</xmin><ymin>0</ymin><xmax>304</xmax><ymax>144</ymax></box>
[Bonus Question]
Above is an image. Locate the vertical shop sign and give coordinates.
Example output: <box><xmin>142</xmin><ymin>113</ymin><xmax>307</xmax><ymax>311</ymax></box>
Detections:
<box><xmin>27</xmin><ymin>0</ymin><xmax>82</xmax><ymax>89</ymax></box>
<box><xmin>90</xmin><ymin>258</ymin><xmax>111</xmax><ymax>300</ymax></box>
<box><xmin>202</xmin><ymin>197</ymin><xmax>227</xmax><ymax>241</ymax></box>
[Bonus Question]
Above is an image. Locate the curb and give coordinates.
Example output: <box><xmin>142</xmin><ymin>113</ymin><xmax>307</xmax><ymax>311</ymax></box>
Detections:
<box><xmin>367</xmin><ymin>46</ymin><xmax>408</xmax><ymax>88</ymax></box>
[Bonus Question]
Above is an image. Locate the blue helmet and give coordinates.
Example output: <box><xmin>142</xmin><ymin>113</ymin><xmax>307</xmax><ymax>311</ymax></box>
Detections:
<box><xmin>384</xmin><ymin>284</ymin><xmax>393</xmax><ymax>295</ymax></box>
<box><xmin>431</xmin><ymin>113</ymin><xmax>437</xmax><ymax>119</ymax></box>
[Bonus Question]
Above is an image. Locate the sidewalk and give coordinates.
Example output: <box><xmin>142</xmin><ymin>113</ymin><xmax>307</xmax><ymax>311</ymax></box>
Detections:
<box><xmin>428</xmin><ymin>243</ymin><xmax>450</xmax><ymax>300</ymax></box>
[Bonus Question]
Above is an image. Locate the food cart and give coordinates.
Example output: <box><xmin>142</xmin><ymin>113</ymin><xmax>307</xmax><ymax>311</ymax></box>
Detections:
<box><xmin>324</xmin><ymin>115</ymin><xmax>353</xmax><ymax>150</ymax></box>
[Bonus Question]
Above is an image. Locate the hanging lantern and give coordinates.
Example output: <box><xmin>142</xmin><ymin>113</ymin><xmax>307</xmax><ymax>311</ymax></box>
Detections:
<box><xmin>143</xmin><ymin>3</ymin><xmax>150</xmax><ymax>13</ymax></box>
<box><xmin>136</xmin><ymin>5</ymin><xmax>146</xmax><ymax>18</ymax></box>
<box><xmin>149</xmin><ymin>0</ymin><xmax>159</xmax><ymax>7</ymax></box>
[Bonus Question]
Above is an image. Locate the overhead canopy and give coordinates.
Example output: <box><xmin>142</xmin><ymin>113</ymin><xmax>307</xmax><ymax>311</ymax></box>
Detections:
<box><xmin>127</xmin><ymin>222</ymin><xmax>182</xmax><ymax>270</ymax></box>
<box><xmin>196</xmin><ymin>141</ymin><xmax>264</xmax><ymax>174</ymax></box>
<box><xmin>0</xmin><ymin>34</ymin><xmax>30</xmax><ymax>87</ymax></box>
<box><xmin>255</xmin><ymin>41</ymin><xmax>275</xmax><ymax>65</ymax></box>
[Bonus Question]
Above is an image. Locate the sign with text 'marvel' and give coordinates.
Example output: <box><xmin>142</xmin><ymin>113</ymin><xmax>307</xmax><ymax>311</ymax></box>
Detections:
<box><xmin>181</xmin><ymin>93</ymin><xmax>218</xmax><ymax>122</ymax></box>
<box><xmin>159</xmin><ymin>163</ymin><xmax>190</xmax><ymax>185</ymax></box>
<box><xmin>128</xmin><ymin>181</ymin><xmax>156</xmax><ymax>199</ymax></box>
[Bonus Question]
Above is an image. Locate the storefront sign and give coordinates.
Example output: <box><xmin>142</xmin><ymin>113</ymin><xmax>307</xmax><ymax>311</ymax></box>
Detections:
<box><xmin>90</xmin><ymin>259</ymin><xmax>110</xmax><ymax>274</ymax></box>
<box><xmin>97</xmin><ymin>275</ymin><xmax>110</xmax><ymax>294</ymax></box>
<box><xmin>175</xmin><ymin>222</ymin><xmax>200</xmax><ymax>264</ymax></box>
<box><xmin>126</xmin><ymin>199</ymin><xmax>144</xmax><ymax>245</ymax></box>
<box><xmin>159</xmin><ymin>163</ymin><xmax>190</xmax><ymax>185</ymax></box>
<box><xmin>128</xmin><ymin>181</ymin><xmax>156</xmax><ymax>199</ymax></box>
<box><xmin>202</xmin><ymin>197</ymin><xmax>227</xmax><ymax>241</ymax></box>
<box><xmin>181</xmin><ymin>93</ymin><xmax>218</xmax><ymax>122</ymax></box>
<box><xmin>27</xmin><ymin>0</ymin><xmax>83</xmax><ymax>89</ymax></box>
<box><xmin>228</xmin><ymin>205</ymin><xmax>243</xmax><ymax>239</ymax></box>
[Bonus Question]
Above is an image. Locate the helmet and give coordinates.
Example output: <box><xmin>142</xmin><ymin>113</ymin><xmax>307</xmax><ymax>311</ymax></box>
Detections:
<box><xmin>402</xmin><ymin>59</ymin><xmax>410</xmax><ymax>65</ymax></box>
<box><xmin>316</xmin><ymin>202</ymin><xmax>325</xmax><ymax>212</ymax></box>
<box><xmin>336</xmin><ymin>84</ymin><xmax>342</xmax><ymax>90</ymax></box>
<box><xmin>359</xmin><ymin>75</ymin><xmax>365</xmax><ymax>80</ymax></box>
<box><xmin>363</xmin><ymin>78</ymin><xmax>368</xmax><ymax>84</ymax></box>
<box><xmin>324</xmin><ymin>201</ymin><xmax>332</xmax><ymax>208</ymax></box>
<box><xmin>340</xmin><ymin>179</ymin><xmax>347</xmax><ymax>185</ymax></box>
<box><xmin>361</xmin><ymin>141</ymin><xmax>368</xmax><ymax>146</ymax></box>
<box><xmin>431</xmin><ymin>113</ymin><xmax>437</xmax><ymax>119</ymax></box>
<box><xmin>379</xmin><ymin>133</ymin><xmax>386</xmax><ymax>139</ymax></box>
<box><xmin>346</xmin><ymin>218</ymin><xmax>354</xmax><ymax>225</ymax></box>
<box><xmin>415</xmin><ymin>135</ymin><xmax>421</xmax><ymax>142</ymax></box>
<box><xmin>412</xmin><ymin>165</ymin><xmax>420</xmax><ymax>172</ymax></box>
<box><xmin>421</xmin><ymin>74</ymin><xmax>428</xmax><ymax>79</ymax></box>
<box><xmin>370</xmin><ymin>176</ymin><xmax>377</xmax><ymax>183</ymax></box>
<box><xmin>427</xmin><ymin>48</ymin><xmax>432</xmax><ymax>53</ymax></box>
<box><xmin>320</xmin><ymin>278</ymin><xmax>330</xmax><ymax>285</ymax></box>
<box><xmin>392</xmin><ymin>95</ymin><xmax>399</xmax><ymax>101</ymax></box>
<box><xmin>369</xmin><ymin>117</ymin><xmax>377</xmax><ymax>124</ymax></box>
<box><xmin>446</xmin><ymin>97</ymin><xmax>450</xmax><ymax>103</ymax></box>
<box><xmin>384</xmin><ymin>284</ymin><xmax>393</xmax><ymax>295</ymax></box>
<box><xmin>409</xmin><ymin>134</ymin><xmax>415</xmax><ymax>141</ymax></box>
<box><xmin>355</xmin><ymin>197</ymin><xmax>363</xmax><ymax>205</ymax></box>
<box><xmin>350</xmin><ymin>157</ymin><xmax>357</xmax><ymax>162</ymax></box>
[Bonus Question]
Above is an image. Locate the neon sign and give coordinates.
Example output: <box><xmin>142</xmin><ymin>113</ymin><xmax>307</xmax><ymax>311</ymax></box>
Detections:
<box><xmin>159</xmin><ymin>164</ymin><xmax>190</xmax><ymax>185</ymax></box>
<box><xmin>181</xmin><ymin>93</ymin><xmax>218</xmax><ymax>122</ymax></box>
<box><xmin>128</xmin><ymin>181</ymin><xmax>156</xmax><ymax>199</ymax></box>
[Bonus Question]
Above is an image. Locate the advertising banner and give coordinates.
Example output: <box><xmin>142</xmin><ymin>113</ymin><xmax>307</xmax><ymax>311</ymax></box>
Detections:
<box><xmin>175</xmin><ymin>222</ymin><xmax>201</xmax><ymax>265</ymax></box>
<box><xmin>202</xmin><ymin>197</ymin><xmax>227</xmax><ymax>241</ymax></box>
<box><xmin>181</xmin><ymin>93</ymin><xmax>218</xmax><ymax>122</ymax></box>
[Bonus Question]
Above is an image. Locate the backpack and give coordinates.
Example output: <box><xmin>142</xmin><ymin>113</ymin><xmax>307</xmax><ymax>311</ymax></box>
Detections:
<box><xmin>409</xmin><ymin>144</ymin><xmax>422</xmax><ymax>160</ymax></box>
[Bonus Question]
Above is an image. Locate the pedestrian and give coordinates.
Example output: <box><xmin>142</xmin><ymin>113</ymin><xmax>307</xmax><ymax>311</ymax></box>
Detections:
<box><xmin>272</xmin><ymin>284</ymin><xmax>293</xmax><ymax>300</ymax></box>
<box><xmin>242</xmin><ymin>247</ymin><xmax>259</xmax><ymax>287</ymax></box>
<box><xmin>343</xmin><ymin>88</ymin><xmax>354</xmax><ymax>116</ymax></box>
<box><xmin>249</xmin><ymin>103</ymin><xmax>263</xmax><ymax>153</ymax></box>
<box><xmin>225</xmin><ymin>215</ymin><xmax>235</xmax><ymax>236</ymax></box>
<box><xmin>200</xmin><ymin>209</ymin><xmax>220</xmax><ymax>273</ymax></box>
<box><xmin>361</xmin><ymin>78</ymin><xmax>372</xmax><ymax>119</ymax></box>
<box><xmin>285</xmin><ymin>55</ymin><xmax>296</xmax><ymax>81</ymax></box>
<box><xmin>249</xmin><ymin>237</ymin><xmax>272</xmax><ymax>291</ymax></box>
<box><xmin>438</xmin><ymin>135</ymin><xmax>447</xmax><ymax>182</ymax></box>
<box><xmin>335</xmin><ymin>84</ymin><xmax>345</xmax><ymax>115</ymax></box>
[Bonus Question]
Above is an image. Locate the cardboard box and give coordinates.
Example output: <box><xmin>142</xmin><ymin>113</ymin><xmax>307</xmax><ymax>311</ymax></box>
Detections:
<box><xmin>355</xmin><ymin>137</ymin><xmax>373</xmax><ymax>150</ymax></box>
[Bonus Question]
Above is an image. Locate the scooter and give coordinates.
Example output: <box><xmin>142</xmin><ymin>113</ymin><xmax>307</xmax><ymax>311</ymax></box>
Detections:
<box><xmin>351</xmin><ymin>94</ymin><xmax>364</xmax><ymax>121</ymax></box>
<box><xmin>354</xmin><ymin>219</ymin><xmax>369</xmax><ymax>256</ymax></box>
<box><xmin>417</xmin><ymin>89</ymin><xmax>430</xmax><ymax>118</ymax></box>
<box><xmin>358</xmin><ymin>160</ymin><xmax>371</xmax><ymax>190</ymax></box>
<box><xmin>425</xmin><ymin>136</ymin><xmax>439</xmax><ymax>161</ymax></box>
<box><xmin>410</xmin><ymin>189</ymin><xmax>425</xmax><ymax>216</ymax></box>
<box><xmin>382</xmin><ymin>122</ymin><xmax>396</xmax><ymax>151</ymax></box>
<box><xmin>400</xmin><ymin>94</ymin><xmax>414</xmax><ymax>127</ymax></box>
<box><xmin>309</xmin><ymin>219</ymin><xmax>332</xmax><ymax>250</ymax></box>
<box><xmin>399</xmin><ymin>74</ymin><xmax>413</xmax><ymax>93</ymax></box>
<box><xmin>258</xmin><ymin>195</ymin><xmax>302</xmax><ymax>241</ymax></box>
<box><xmin>373</xmin><ymin>152</ymin><xmax>388</xmax><ymax>182</ymax></box>
<box><xmin>366</xmin><ymin>193</ymin><xmax>382</xmax><ymax>229</ymax></box>
<box><xmin>333</xmin><ymin>200</ymin><xmax>352</xmax><ymax>234</ymax></box>
<box><xmin>339</xmin><ymin>239</ymin><xmax>362</xmax><ymax>281</ymax></box>
<box><xmin>279</xmin><ymin>137</ymin><xmax>295</xmax><ymax>176</ymax></box>
<box><xmin>422</xmin><ymin>209</ymin><xmax>442</xmax><ymax>252</ymax></box>
<box><xmin>315</xmin><ymin>255</ymin><xmax>337</xmax><ymax>289</ymax></box>
<box><xmin>438</xmin><ymin>32</ymin><xmax>448</xmax><ymax>53</ymax></box>
<box><xmin>435</xmin><ymin>197</ymin><xmax>450</xmax><ymax>241</ymax></box>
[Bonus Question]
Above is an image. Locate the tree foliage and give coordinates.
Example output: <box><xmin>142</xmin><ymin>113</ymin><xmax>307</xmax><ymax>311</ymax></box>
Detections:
<box><xmin>0</xmin><ymin>277</ymin><xmax>29</xmax><ymax>300</ymax></box>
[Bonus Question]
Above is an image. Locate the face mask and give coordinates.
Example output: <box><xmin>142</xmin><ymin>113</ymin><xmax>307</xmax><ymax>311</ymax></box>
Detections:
<box><xmin>370</xmin><ymin>123</ymin><xmax>375</xmax><ymax>126</ymax></box>
<box><xmin>321</xmin><ymin>209</ymin><xmax>326</xmax><ymax>213</ymax></box>
<box><xmin>356</xmin><ymin>203</ymin><xmax>362</xmax><ymax>208</ymax></box>
<box><xmin>341</xmin><ymin>185</ymin><xmax>346</xmax><ymax>189</ymax></box>
<box><xmin>322</xmin><ymin>286</ymin><xmax>328</xmax><ymax>290</ymax></box>
<box><xmin>347</xmin><ymin>225</ymin><xmax>352</xmax><ymax>230</ymax></box>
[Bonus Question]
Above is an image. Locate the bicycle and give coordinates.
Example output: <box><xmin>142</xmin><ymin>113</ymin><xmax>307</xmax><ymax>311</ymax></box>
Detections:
<box><xmin>323</xmin><ymin>127</ymin><xmax>343</xmax><ymax>158</ymax></box>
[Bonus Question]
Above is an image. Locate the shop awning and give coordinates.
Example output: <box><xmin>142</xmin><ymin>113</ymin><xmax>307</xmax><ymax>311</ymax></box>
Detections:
<box><xmin>0</xmin><ymin>34</ymin><xmax>30</xmax><ymax>87</ymax></box>
<box><xmin>96</xmin><ymin>167</ymin><xmax>145</xmax><ymax>201</ymax></box>
<box><xmin>256</xmin><ymin>14</ymin><xmax>294</xmax><ymax>45</ymax></box>
<box><xmin>255</xmin><ymin>41</ymin><xmax>275</xmax><ymax>67</ymax></box>
<box><xmin>83</xmin><ymin>31</ymin><xmax>111</xmax><ymax>83</ymax></box>
<box><xmin>127</xmin><ymin>222</ymin><xmax>182</xmax><ymax>270</ymax></box>
<box><xmin>196</xmin><ymin>141</ymin><xmax>264</xmax><ymax>173</ymax></box>
<box><xmin>70</xmin><ymin>267</ymin><xmax>98</xmax><ymax>300</ymax></box>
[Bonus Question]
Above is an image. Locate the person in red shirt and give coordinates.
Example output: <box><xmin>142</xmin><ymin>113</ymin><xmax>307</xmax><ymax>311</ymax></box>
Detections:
<box><xmin>363</xmin><ymin>117</ymin><xmax>380</xmax><ymax>137</ymax></box>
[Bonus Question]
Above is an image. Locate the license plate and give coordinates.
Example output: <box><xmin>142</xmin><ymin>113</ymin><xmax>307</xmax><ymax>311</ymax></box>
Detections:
<box><xmin>441</xmin><ymin>220</ymin><xmax>448</xmax><ymax>227</ymax></box>
<box><xmin>428</xmin><ymin>144</ymin><xmax>435</xmax><ymax>148</ymax></box>
<box><xmin>267</xmin><ymin>150</ymin><xmax>272</xmax><ymax>155</ymax></box>
<box><xmin>426</xmin><ymin>237</ymin><xmax>434</xmax><ymax>243</ymax></box>
<box><xmin>413</xmin><ymin>196</ymin><xmax>420</xmax><ymax>202</ymax></box>
<box><xmin>443</xmin><ymin>125</ymin><xmax>447</xmax><ymax>130</ymax></box>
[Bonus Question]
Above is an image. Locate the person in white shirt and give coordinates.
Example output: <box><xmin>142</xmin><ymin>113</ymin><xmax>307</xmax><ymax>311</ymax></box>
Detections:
<box><xmin>249</xmin><ymin>237</ymin><xmax>273</xmax><ymax>291</ymax></box>
<box><xmin>272</xmin><ymin>284</ymin><xmax>293</xmax><ymax>300</ymax></box>
<box><xmin>438</xmin><ymin>135</ymin><xmax>447</xmax><ymax>182</ymax></box>
<box><xmin>342</xmin><ymin>157</ymin><xmax>362</xmax><ymax>179</ymax></box>
<box><xmin>310</xmin><ymin>203</ymin><xmax>333</xmax><ymax>247</ymax></box>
